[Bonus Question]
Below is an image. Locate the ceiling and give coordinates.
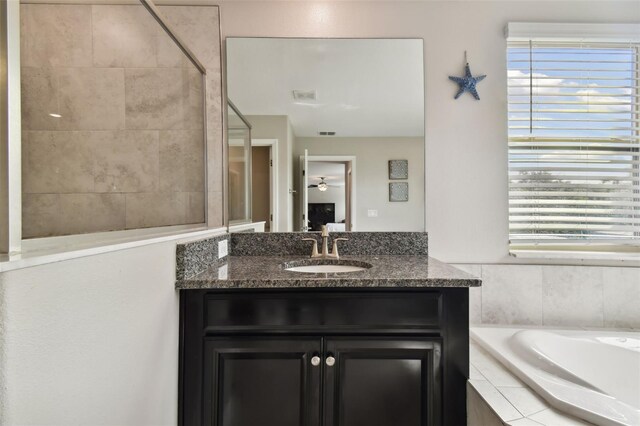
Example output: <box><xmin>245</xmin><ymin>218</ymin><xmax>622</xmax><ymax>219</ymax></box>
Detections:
<box><xmin>227</xmin><ymin>38</ymin><xmax>424</xmax><ymax>137</ymax></box>
<box><xmin>308</xmin><ymin>162</ymin><xmax>346</xmax><ymax>187</ymax></box>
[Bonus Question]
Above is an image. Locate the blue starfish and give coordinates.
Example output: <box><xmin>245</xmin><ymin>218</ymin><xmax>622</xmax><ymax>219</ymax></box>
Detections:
<box><xmin>449</xmin><ymin>63</ymin><xmax>486</xmax><ymax>100</ymax></box>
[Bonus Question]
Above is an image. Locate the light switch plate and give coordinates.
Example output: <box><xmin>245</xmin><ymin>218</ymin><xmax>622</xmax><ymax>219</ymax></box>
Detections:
<box><xmin>218</xmin><ymin>239</ymin><xmax>228</xmax><ymax>258</ymax></box>
<box><xmin>367</xmin><ymin>209</ymin><xmax>378</xmax><ymax>217</ymax></box>
<box><xmin>218</xmin><ymin>264</ymin><xmax>228</xmax><ymax>280</ymax></box>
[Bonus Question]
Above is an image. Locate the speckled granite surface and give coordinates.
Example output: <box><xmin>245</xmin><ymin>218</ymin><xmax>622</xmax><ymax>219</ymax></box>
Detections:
<box><xmin>230</xmin><ymin>232</ymin><xmax>428</xmax><ymax>256</ymax></box>
<box><xmin>176</xmin><ymin>255</ymin><xmax>481</xmax><ymax>289</ymax></box>
<box><xmin>176</xmin><ymin>233</ymin><xmax>228</xmax><ymax>280</ymax></box>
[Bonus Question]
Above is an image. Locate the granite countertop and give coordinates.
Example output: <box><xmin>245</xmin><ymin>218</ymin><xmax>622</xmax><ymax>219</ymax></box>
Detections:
<box><xmin>176</xmin><ymin>255</ymin><xmax>481</xmax><ymax>289</ymax></box>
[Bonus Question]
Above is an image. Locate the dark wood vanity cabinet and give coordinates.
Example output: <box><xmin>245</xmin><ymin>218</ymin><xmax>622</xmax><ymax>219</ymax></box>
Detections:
<box><xmin>180</xmin><ymin>289</ymin><xmax>468</xmax><ymax>426</ymax></box>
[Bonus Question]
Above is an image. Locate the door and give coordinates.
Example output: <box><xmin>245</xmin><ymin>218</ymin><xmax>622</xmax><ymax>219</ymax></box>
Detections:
<box><xmin>204</xmin><ymin>337</ymin><xmax>322</xmax><ymax>426</ymax></box>
<box><xmin>298</xmin><ymin>149</ymin><xmax>309</xmax><ymax>231</ymax></box>
<box><xmin>323</xmin><ymin>338</ymin><xmax>441</xmax><ymax>426</ymax></box>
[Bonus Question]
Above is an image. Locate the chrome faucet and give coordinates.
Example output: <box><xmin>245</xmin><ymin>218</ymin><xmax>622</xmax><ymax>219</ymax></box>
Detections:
<box><xmin>302</xmin><ymin>225</ymin><xmax>348</xmax><ymax>259</ymax></box>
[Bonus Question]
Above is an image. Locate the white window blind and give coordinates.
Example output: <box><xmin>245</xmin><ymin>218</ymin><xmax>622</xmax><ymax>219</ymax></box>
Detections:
<box><xmin>507</xmin><ymin>39</ymin><xmax>640</xmax><ymax>253</ymax></box>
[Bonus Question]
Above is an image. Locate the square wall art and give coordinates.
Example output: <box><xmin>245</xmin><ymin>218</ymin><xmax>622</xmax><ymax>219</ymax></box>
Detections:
<box><xmin>389</xmin><ymin>160</ymin><xmax>408</xmax><ymax>180</ymax></box>
<box><xmin>389</xmin><ymin>182</ymin><xmax>409</xmax><ymax>202</ymax></box>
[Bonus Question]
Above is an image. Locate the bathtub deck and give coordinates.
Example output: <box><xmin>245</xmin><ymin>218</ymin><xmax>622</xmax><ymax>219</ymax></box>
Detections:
<box><xmin>468</xmin><ymin>339</ymin><xmax>593</xmax><ymax>426</ymax></box>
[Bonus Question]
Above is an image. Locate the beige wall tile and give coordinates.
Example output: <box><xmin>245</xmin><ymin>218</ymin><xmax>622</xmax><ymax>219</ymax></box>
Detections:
<box><xmin>602</xmin><ymin>267</ymin><xmax>640</xmax><ymax>328</ymax></box>
<box><xmin>57</xmin><ymin>68</ymin><xmax>125</xmax><ymax>130</ymax></box>
<box><xmin>20</xmin><ymin>4</ymin><xmax>222</xmax><ymax>238</ymax></box>
<box><xmin>156</xmin><ymin>27</ymin><xmax>189</xmax><ymax>68</ymax></box>
<box><xmin>23</xmin><ymin>193</ymin><xmax>126</xmax><ymax>238</ymax></box>
<box><xmin>21</xmin><ymin>4</ymin><xmax>92</xmax><ymax>68</ymax></box>
<box><xmin>159</xmin><ymin>130</ymin><xmax>205</xmax><ymax>192</ymax></box>
<box><xmin>157</xmin><ymin>6</ymin><xmax>221</xmax><ymax>71</ymax></box>
<box><xmin>205</xmin><ymin>71</ymin><xmax>224</xmax><ymax>194</ymax></box>
<box><xmin>125</xmin><ymin>68</ymin><xmax>184</xmax><ymax>130</ymax></box>
<box><xmin>542</xmin><ymin>266</ymin><xmax>604</xmax><ymax>327</ymax></box>
<box><xmin>186</xmin><ymin>192</ymin><xmax>206</xmax><ymax>224</ymax></box>
<box><xmin>482</xmin><ymin>265</ymin><xmax>543</xmax><ymax>325</ymax></box>
<box><xmin>125</xmin><ymin>192</ymin><xmax>188</xmax><ymax>229</ymax></box>
<box><xmin>20</xmin><ymin>68</ymin><xmax>61</xmax><ymax>131</ymax></box>
<box><xmin>94</xmin><ymin>131</ymin><xmax>159</xmax><ymax>193</ymax></box>
<box><xmin>22</xmin><ymin>194</ymin><xmax>60</xmax><ymax>238</ymax></box>
<box><xmin>58</xmin><ymin>194</ymin><xmax>126</xmax><ymax>235</ymax></box>
<box><xmin>207</xmin><ymin>191</ymin><xmax>224</xmax><ymax>228</ymax></box>
<box><xmin>182</xmin><ymin>68</ymin><xmax>205</xmax><ymax>130</ymax></box>
<box><xmin>22</xmin><ymin>131</ymin><xmax>94</xmax><ymax>194</ymax></box>
<box><xmin>92</xmin><ymin>5</ymin><xmax>158</xmax><ymax>68</ymax></box>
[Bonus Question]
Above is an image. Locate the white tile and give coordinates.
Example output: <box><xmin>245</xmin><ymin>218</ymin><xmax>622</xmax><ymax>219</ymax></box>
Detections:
<box><xmin>470</xmin><ymin>364</ymin><xmax>485</xmax><ymax>380</ymax></box>
<box><xmin>469</xmin><ymin>379</ymin><xmax>523</xmax><ymax>422</ymax></box>
<box><xmin>498</xmin><ymin>386</ymin><xmax>547</xmax><ymax>417</ymax></box>
<box><xmin>470</xmin><ymin>342</ymin><xmax>525</xmax><ymax>387</ymax></box>
<box><xmin>602</xmin><ymin>267</ymin><xmax>640</xmax><ymax>329</ymax></box>
<box><xmin>482</xmin><ymin>265</ymin><xmax>543</xmax><ymax>325</ymax></box>
<box><xmin>541</xmin><ymin>265</ymin><xmax>603</xmax><ymax>327</ymax></box>
<box><xmin>468</xmin><ymin>382</ymin><xmax>505</xmax><ymax>426</ymax></box>
<box><xmin>529</xmin><ymin>408</ymin><xmax>591</xmax><ymax>425</ymax></box>
<box><xmin>508</xmin><ymin>418</ymin><xmax>544</xmax><ymax>425</ymax></box>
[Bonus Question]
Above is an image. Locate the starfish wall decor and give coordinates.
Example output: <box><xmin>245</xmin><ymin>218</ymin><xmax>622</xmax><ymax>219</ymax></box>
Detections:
<box><xmin>448</xmin><ymin>55</ymin><xmax>486</xmax><ymax>100</ymax></box>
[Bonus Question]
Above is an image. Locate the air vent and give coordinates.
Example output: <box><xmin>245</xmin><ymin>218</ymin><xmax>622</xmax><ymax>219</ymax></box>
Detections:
<box><xmin>292</xmin><ymin>90</ymin><xmax>317</xmax><ymax>101</ymax></box>
<box><xmin>318</xmin><ymin>131</ymin><xmax>336</xmax><ymax>136</ymax></box>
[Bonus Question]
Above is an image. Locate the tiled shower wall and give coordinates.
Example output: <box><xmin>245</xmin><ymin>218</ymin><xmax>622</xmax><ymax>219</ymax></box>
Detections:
<box><xmin>455</xmin><ymin>264</ymin><xmax>640</xmax><ymax>329</ymax></box>
<box><xmin>20</xmin><ymin>4</ymin><xmax>223</xmax><ymax>238</ymax></box>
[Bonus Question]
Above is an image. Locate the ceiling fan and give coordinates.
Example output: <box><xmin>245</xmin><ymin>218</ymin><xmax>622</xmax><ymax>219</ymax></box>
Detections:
<box><xmin>308</xmin><ymin>177</ymin><xmax>331</xmax><ymax>191</ymax></box>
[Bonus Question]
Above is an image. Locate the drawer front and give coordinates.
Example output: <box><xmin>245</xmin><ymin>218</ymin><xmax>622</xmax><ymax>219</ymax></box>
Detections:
<box><xmin>204</xmin><ymin>292</ymin><xmax>441</xmax><ymax>332</ymax></box>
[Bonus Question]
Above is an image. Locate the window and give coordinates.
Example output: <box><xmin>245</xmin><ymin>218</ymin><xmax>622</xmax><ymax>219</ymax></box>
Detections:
<box><xmin>507</xmin><ymin>33</ymin><xmax>639</xmax><ymax>255</ymax></box>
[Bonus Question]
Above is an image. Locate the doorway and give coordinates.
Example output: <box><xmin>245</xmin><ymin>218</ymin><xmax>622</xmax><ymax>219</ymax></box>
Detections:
<box><xmin>299</xmin><ymin>153</ymin><xmax>356</xmax><ymax>232</ymax></box>
<box><xmin>251</xmin><ymin>139</ymin><xmax>278</xmax><ymax>232</ymax></box>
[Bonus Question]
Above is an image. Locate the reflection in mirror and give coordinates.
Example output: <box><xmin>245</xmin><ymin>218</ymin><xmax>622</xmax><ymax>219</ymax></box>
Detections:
<box><xmin>226</xmin><ymin>38</ymin><xmax>424</xmax><ymax>232</ymax></box>
<box><xmin>228</xmin><ymin>101</ymin><xmax>252</xmax><ymax>224</ymax></box>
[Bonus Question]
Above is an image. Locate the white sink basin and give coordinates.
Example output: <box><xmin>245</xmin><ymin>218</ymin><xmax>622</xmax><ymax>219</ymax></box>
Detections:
<box><xmin>286</xmin><ymin>264</ymin><xmax>367</xmax><ymax>273</ymax></box>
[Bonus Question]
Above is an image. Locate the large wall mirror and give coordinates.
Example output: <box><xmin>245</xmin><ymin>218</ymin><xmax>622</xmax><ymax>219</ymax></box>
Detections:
<box><xmin>226</xmin><ymin>38</ymin><xmax>424</xmax><ymax>232</ymax></box>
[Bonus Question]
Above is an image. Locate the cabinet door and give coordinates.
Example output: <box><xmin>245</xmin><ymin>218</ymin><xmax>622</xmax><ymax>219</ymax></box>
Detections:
<box><xmin>204</xmin><ymin>337</ymin><xmax>322</xmax><ymax>426</ymax></box>
<box><xmin>323</xmin><ymin>338</ymin><xmax>441</xmax><ymax>426</ymax></box>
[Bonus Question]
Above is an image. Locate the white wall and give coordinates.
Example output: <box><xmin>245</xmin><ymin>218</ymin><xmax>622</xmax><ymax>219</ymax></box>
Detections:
<box><xmin>0</xmin><ymin>241</ymin><xmax>183</xmax><ymax>425</ymax></box>
<box><xmin>296</xmin><ymin>137</ymin><xmax>425</xmax><ymax>231</ymax></box>
<box><xmin>217</xmin><ymin>0</ymin><xmax>640</xmax><ymax>263</ymax></box>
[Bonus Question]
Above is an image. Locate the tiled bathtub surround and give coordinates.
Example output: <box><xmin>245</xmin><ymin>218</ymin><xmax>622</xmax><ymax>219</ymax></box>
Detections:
<box><xmin>230</xmin><ymin>232</ymin><xmax>429</xmax><ymax>256</ymax></box>
<box><xmin>468</xmin><ymin>339</ymin><xmax>588</xmax><ymax>426</ymax></box>
<box><xmin>20</xmin><ymin>4</ymin><xmax>223</xmax><ymax>238</ymax></box>
<box><xmin>456</xmin><ymin>264</ymin><xmax>640</xmax><ymax>329</ymax></box>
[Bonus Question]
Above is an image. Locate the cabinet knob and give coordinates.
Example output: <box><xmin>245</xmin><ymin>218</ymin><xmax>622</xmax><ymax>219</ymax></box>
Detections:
<box><xmin>311</xmin><ymin>356</ymin><xmax>321</xmax><ymax>366</ymax></box>
<box><xmin>326</xmin><ymin>356</ymin><xmax>335</xmax><ymax>367</ymax></box>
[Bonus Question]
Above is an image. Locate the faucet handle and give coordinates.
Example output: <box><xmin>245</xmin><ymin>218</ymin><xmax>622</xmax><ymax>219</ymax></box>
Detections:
<box><xmin>302</xmin><ymin>238</ymin><xmax>319</xmax><ymax>257</ymax></box>
<box><xmin>331</xmin><ymin>238</ymin><xmax>348</xmax><ymax>259</ymax></box>
<box><xmin>321</xmin><ymin>225</ymin><xmax>329</xmax><ymax>237</ymax></box>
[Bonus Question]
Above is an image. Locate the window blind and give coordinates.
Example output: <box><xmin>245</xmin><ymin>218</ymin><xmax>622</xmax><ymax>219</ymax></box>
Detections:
<box><xmin>507</xmin><ymin>40</ymin><xmax>640</xmax><ymax>252</ymax></box>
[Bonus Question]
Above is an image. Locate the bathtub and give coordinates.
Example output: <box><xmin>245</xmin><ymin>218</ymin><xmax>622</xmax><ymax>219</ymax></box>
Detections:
<box><xmin>471</xmin><ymin>326</ymin><xmax>640</xmax><ymax>426</ymax></box>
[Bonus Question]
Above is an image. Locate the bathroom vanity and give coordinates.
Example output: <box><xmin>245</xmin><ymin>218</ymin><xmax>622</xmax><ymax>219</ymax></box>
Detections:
<box><xmin>176</xmin><ymin>232</ymin><xmax>481</xmax><ymax>426</ymax></box>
